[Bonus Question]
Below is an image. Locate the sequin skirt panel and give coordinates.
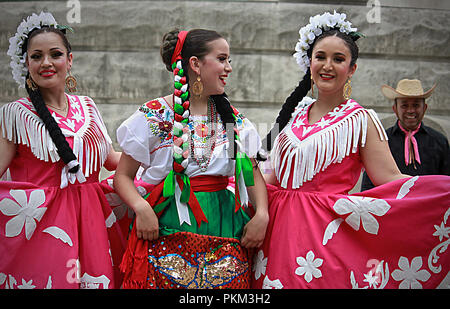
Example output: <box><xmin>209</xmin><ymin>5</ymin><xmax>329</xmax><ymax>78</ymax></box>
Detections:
<box><xmin>146</xmin><ymin>231</ymin><xmax>250</xmax><ymax>289</ymax></box>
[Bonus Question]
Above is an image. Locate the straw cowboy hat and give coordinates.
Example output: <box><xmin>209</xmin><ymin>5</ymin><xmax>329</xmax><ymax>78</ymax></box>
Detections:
<box><xmin>381</xmin><ymin>79</ymin><xmax>436</xmax><ymax>100</ymax></box>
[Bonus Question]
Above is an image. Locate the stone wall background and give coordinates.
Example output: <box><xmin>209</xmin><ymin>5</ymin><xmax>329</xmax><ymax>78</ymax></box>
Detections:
<box><xmin>1</xmin><ymin>0</ymin><xmax>449</xmax><ymax>148</ymax></box>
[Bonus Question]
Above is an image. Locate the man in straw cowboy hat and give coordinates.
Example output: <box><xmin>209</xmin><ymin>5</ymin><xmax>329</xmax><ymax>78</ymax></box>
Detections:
<box><xmin>361</xmin><ymin>79</ymin><xmax>449</xmax><ymax>191</ymax></box>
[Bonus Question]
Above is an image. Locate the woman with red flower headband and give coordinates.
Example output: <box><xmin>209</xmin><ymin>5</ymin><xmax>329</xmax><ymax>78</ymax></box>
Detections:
<box><xmin>114</xmin><ymin>29</ymin><xmax>268</xmax><ymax>289</ymax></box>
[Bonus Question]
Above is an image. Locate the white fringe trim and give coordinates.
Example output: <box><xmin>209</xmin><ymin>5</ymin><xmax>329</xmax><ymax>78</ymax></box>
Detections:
<box><xmin>0</xmin><ymin>95</ymin><xmax>111</xmax><ymax>179</ymax></box>
<box><xmin>272</xmin><ymin>107</ymin><xmax>387</xmax><ymax>189</ymax></box>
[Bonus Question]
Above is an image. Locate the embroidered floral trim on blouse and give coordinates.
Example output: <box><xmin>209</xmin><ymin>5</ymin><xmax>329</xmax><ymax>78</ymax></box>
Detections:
<box><xmin>138</xmin><ymin>98</ymin><xmax>248</xmax><ymax>153</ymax></box>
<box><xmin>139</xmin><ymin>98</ymin><xmax>173</xmax><ymax>145</ymax></box>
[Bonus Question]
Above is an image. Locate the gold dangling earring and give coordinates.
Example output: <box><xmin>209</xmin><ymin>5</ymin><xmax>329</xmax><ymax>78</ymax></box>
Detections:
<box><xmin>310</xmin><ymin>75</ymin><xmax>315</xmax><ymax>98</ymax></box>
<box><xmin>65</xmin><ymin>71</ymin><xmax>77</xmax><ymax>93</ymax></box>
<box><xmin>343</xmin><ymin>78</ymin><xmax>352</xmax><ymax>100</ymax></box>
<box><xmin>192</xmin><ymin>75</ymin><xmax>204</xmax><ymax>96</ymax></box>
<box><xmin>26</xmin><ymin>76</ymin><xmax>38</xmax><ymax>91</ymax></box>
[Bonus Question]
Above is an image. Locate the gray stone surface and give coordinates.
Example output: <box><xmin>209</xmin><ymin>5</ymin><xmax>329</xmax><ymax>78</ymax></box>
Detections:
<box><xmin>1</xmin><ymin>0</ymin><xmax>449</xmax><ymax>148</ymax></box>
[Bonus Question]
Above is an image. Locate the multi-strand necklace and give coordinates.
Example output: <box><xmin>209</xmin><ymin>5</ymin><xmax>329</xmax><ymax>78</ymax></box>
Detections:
<box><xmin>189</xmin><ymin>98</ymin><xmax>217</xmax><ymax>172</ymax></box>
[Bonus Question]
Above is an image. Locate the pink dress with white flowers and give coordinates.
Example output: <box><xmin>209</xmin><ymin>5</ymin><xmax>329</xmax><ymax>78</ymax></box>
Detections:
<box><xmin>0</xmin><ymin>95</ymin><xmax>126</xmax><ymax>289</ymax></box>
<box><xmin>252</xmin><ymin>99</ymin><xmax>450</xmax><ymax>289</ymax></box>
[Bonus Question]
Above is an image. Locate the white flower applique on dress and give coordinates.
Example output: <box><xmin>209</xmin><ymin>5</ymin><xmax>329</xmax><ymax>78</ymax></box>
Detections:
<box><xmin>322</xmin><ymin>177</ymin><xmax>420</xmax><ymax>246</ymax></box>
<box><xmin>295</xmin><ymin>250</ymin><xmax>324</xmax><ymax>283</ymax></box>
<box><xmin>262</xmin><ymin>276</ymin><xmax>284</xmax><ymax>289</ymax></box>
<box><xmin>0</xmin><ymin>273</ymin><xmax>53</xmax><ymax>289</ymax></box>
<box><xmin>333</xmin><ymin>196</ymin><xmax>391</xmax><ymax>235</ymax></box>
<box><xmin>0</xmin><ymin>189</ymin><xmax>47</xmax><ymax>240</ymax></box>
<box><xmin>392</xmin><ymin>256</ymin><xmax>431</xmax><ymax>289</ymax></box>
<box><xmin>253</xmin><ymin>250</ymin><xmax>267</xmax><ymax>280</ymax></box>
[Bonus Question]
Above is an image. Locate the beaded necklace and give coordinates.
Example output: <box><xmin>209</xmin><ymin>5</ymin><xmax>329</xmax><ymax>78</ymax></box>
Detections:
<box><xmin>190</xmin><ymin>97</ymin><xmax>217</xmax><ymax>172</ymax></box>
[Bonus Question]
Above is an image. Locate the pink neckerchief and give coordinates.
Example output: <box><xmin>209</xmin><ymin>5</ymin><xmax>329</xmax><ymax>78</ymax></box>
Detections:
<box><xmin>397</xmin><ymin>120</ymin><xmax>421</xmax><ymax>166</ymax></box>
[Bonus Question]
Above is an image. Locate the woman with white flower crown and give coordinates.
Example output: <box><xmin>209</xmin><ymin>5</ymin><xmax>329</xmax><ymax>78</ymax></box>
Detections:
<box><xmin>252</xmin><ymin>11</ymin><xmax>450</xmax><ymax>289</ymax></box>
<box><xmin>0</xmin><ymin>12</ymin><xmax>127</xmax><ymax>289</ymax></box>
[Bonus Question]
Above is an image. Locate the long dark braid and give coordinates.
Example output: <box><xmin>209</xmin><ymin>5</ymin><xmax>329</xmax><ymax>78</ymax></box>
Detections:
<box><xmin>257</xmin><ymin>69</ymin><xmax>311</xmax><ymax>161</ymax></box>
<box><xmin>25</xmin><ymin>74</ymin><xmax>79</xmax><ymax>173</ymax></box>
<box><xmin>24</xmin><ymin>26</ymin><xmax>79</xmax><ymax>173</ymax></box>
<box><xmin>257</xmin><ymin>29</ymin><xmax>360</xmax><ymax>161</ymax></box>
<box><xmin>212</xmin><ymin>93</ymin><xmax>237</xmax><ymax>159</ymax></box>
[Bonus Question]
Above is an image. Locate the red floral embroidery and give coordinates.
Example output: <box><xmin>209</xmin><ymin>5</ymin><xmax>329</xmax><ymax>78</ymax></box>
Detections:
<box><xmin>146</xmin><ymin>100</ymin><xmax>162</xmax><ymax>110</ymax></box>
<box><xmin>195</xmin><ymin>124</ymin><xmax>209</xmax><ymax>138</ymax></box>
<box><xmin>158</xmin><ymin>121</ymin><xmax>172</xmax><ymax>132</ymax></box>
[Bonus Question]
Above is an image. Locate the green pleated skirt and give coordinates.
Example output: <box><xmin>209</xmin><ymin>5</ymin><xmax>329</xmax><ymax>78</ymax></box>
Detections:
<box><xmin>158</xmin><ymin>189</ymin><xmax>250</xmax><ymax>240</ymax></box>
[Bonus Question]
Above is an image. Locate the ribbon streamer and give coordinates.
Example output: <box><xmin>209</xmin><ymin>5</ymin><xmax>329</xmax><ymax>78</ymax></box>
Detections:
<box><xmin>174</xmin><ymin>180</ymin><xmax>191</xmax><ymax>226</ymax></box>
<box><xmin>60</xmin><ymin>159</ymin><xmax>86</xmax><ymax>189</ymax></box>
<box><xmin>234</xmin><ymin>147</ymin><xmax>254</xmax><ymax>212</ymax></box>
<box><xmin>151</xmin><ymin>171</ymin><xmax>208</xmax><ymax>227</ymax></box>
<box><xmin>171</xmin><ymin>31</ymin><xmax>188</xmax><ymax>64</ymax></box>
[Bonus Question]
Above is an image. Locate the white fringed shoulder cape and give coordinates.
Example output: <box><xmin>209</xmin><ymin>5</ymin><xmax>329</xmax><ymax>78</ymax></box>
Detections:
<box><xmin>272</xmin><ymin>98</ymin><xmax>388</xmax><ymax>189</ymax></box>
<box><xmin>0</xmin><ymin>95</ymin><xmax>112</xmax><ymax>179</ymax></box>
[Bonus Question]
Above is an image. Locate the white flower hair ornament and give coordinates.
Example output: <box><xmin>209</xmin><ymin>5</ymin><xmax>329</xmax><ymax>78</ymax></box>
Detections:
<box><xmin>7</xmin><ymin>11</ymin><xmax>73</xmax><ymax>88</ymax></box>
<box><xmin>293</xmin><ymin>11</ymin><xmax>364</xmax><ymax>73</ymax></box>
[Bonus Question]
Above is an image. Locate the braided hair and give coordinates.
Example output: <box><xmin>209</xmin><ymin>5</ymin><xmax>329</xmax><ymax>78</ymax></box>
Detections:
<box><xmin>212</xmin><ymin>93</ymin><xmax>237</xmax><ymax>159</ymax></box>
<box><xmin>23</xmin><ymin>26</ymin><xmax>79</xmax><ymax>173</ymax></box>
<box><xmin>257</xmin><ymin>29</ymin><xmax>360</xmax><ymax>161</ymax></box>
<box><xmin>160</xmin><ymin>29</ymin><xmax>238</xmax><ymax>176</ymax></box>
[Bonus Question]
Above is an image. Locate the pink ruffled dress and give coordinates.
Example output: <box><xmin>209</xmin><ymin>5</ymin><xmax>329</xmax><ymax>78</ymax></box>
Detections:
<box><xmin>251</xmin><ymin>98</ymin><xmax>450</xmax><ymax>289</ymax></box>
<box><xmin>0</xmin><ymin>95</ymin><xmax>127</xmax><ymax>289</ymax></box>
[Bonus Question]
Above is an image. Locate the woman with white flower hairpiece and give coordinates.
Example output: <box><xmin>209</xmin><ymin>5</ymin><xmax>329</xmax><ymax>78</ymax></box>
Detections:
<box><xmin>252</xmin><ymin>11</ymin><xmax>450</xmax><ymax>289</ymax></box>
<box><xmin>0</xmin><ymin>12</ymin><xmax>129</xmax><ymax>289</ymax></box>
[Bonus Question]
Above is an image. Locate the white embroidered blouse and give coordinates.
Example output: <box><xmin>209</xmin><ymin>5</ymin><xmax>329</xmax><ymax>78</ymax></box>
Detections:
<box><xmin>117</xmin><ymin>97</ymin><xmax>261</xmax><ymax>185</ymax></box>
